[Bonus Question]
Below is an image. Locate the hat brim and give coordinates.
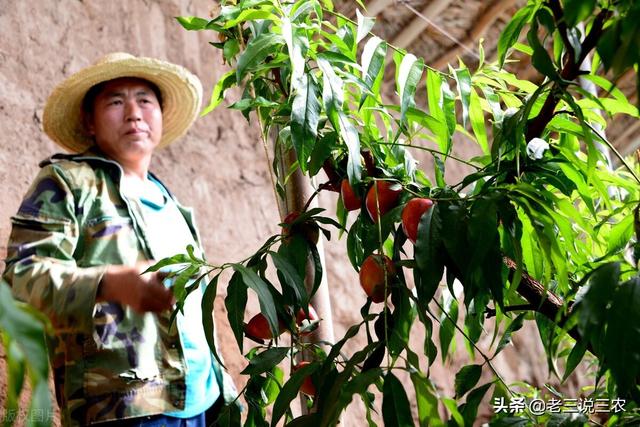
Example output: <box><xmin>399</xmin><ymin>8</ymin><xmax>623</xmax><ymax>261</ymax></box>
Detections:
<box><xmin>43</xmin><ymin>54</ymin><xmax>203</xmax><ymax>153</ymax></box>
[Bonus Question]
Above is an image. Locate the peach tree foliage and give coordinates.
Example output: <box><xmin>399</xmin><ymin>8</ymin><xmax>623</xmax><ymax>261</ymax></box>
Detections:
<box><xmin>163</xmin><ymin>0</ymin><xmax>640</xmax><ymax>425</ymax></box>
<box><xmin>0</xmin><ymin>279</ymin><xmax>52</xmax><ymax>427</ymax></box>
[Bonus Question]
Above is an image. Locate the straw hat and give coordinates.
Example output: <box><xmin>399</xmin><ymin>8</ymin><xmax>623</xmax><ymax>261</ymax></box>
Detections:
<box><xmin>43</xmin><ymin>52</ymin><xmax>203</xmax><ymax>153</ymax></box>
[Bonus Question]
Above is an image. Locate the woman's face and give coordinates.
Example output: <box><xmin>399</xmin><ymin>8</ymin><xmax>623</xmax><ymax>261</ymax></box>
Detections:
<box><xmin>86</xmin><ymin>77</ymin><xmax>163</xmax><ymax>167</ymax></box>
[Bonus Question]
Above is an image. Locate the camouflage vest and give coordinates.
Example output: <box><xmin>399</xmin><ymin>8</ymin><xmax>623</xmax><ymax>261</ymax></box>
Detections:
<box><xmin>3</xmin><ymin>150</ymin><xmax>237</xmax><ymax>426</ymax></box>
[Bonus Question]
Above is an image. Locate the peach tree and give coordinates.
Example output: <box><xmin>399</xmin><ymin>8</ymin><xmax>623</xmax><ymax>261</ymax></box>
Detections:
<box><xmin>166</xmin><ymin>0</ymin><xmax>640</xmax><ymax>425</ymax></box>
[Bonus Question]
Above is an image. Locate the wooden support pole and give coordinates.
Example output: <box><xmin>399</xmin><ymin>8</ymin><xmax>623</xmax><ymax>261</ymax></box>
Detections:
<box><xmin>274</xmin><ymin>130</ymin><xmax>336</xmax><ymax>416</ymax></box>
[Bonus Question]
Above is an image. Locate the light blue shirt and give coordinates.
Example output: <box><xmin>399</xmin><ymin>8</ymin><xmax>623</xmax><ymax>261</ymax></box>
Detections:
<box><xmin>131</xmin><ymin>176</ymin><xmax>220</xmax><ymax>418</ymax></box>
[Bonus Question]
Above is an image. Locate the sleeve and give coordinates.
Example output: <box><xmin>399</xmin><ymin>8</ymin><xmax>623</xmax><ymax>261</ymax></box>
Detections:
<box><xmin>2</xmin><ymin>163</ymin><xmax>108</xmax><ymax>333</ymax></box>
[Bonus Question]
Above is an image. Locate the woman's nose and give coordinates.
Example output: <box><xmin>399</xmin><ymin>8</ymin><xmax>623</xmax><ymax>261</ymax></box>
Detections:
<box><xmin>125</xmin><ymin>100</ymin><xmax>142</xmax><ymax>121</ymax></box>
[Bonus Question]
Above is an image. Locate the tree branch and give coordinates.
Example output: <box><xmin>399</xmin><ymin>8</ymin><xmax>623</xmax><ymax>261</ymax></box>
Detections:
<box><xmin>503</xmin><ymin>257</ymin><xmax>594</xmax><ymax>355</ymax></box>
<box><xmin>524</xmin><ymin>7</ymin><xmax>612</xmax><ymax>141</ymax></box>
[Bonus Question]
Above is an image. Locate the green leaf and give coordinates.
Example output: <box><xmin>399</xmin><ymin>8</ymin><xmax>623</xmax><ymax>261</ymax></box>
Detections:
<box><xmin>319</xmin><ymin>0</ymin><xmax>333</xmax><ymax>11</ymax></box>
<box><xmin>0</xmin><ymin>282</ymin><xmax>50</xmax><ymax>381</ymax></box>
<box><xmin>453</xmin><ymin>67</ymin><xmax>472</xmax><ymax>128</ymax></box>
<box><xmin>356</xmin><ymin>9</ymin><xmax>375</xmax><ymax>44</ymax></box>
<box><xmin>144</xmin><ymin>254</ymin><xmax>191</xmax><ymax>272</ymax></box>
<box><xmin>215</xmin><ymin>401</ymin><xmax>242</xmax><ymax>426</ymax></box>
<box><xmin>222</xmin><ymin>8</ymin><xmax>277</xmax><ymax>29</ymax></box>
<box><xmin>29</xmin><ymin>379</ymin><xmax>53</xmax><ymax>427</ymax></box>
<box><xmin>5</xmin><ymin>338</ymin><xmax>25</xmax><ymax>415</ymax></box>
<box><xmin>469</xmin><ymin>88</ymin><xmax>488</xmax><ymax>154</ymax></box>
<box><xmin>176</xmin><ymin>16</ymin><xmax>210</xmax><ymax>31</ymax></box>
<box><xmin>443</xmin><ymin>397</ymin><xmax>464</xmax><ymax>426</ymax></box>
<box><xmin>316</xmin><ymin>57</ymin><xmax>361</xmax><ymax>183</ymax></box>
<box><xmin>271</xmin><ymin>362</ymin><xmax>319</xmax><ymax>426</ymax></box>
<box><xmin>397</xmin><ymin>54</ymin><xmax>424</xmax><ymax>125</ymax></box>
<box><xmin>236</xmin><ymin>33</ymin><xmax>284</xmax><ymax>82</ymax></box>
<box><xmin>339</xmin><ymin>368</ymin><xmax>382</xmax><ymax>416</ymax></box>
<box><xmin>604</xmin><ymin>276</ymin><xmax>640</xmax><ymax>395</ymax></box>
<box><xmin>382</xmin><ymin>372</ymin><xmax>415</xmax><ymax>427</ymax></box>
<box><xmin>241</xmin><ymin>347</ymin><xmax>290</xmax><ymax>375</ymax></box>
<box><xmin>232</xmin><ymin>263</ymin><xmax>280</xmax><ymax>339</ymax></box>
<box><xmin>403</xmin><ymin>107</ymin><xmax>449</xmax><ymax>153</ymax></box>
<box><xmin>607</xmin><ymin>214</ymin><xmax>634</xmax><ymax>254</ymax></box>
<box><xmin>600</xmin><ymin>97</ymin><xmax>639</xmax><ymax>117</ymax></box>
<box><xmin>497</xmin><ymin>4</ymin><xmax>535</xmax><ymax>67</ymax></box>
<box><xmin>527</xmin><ymin>17</ymin><xmax>559</xmax><ymax>80</ymax></box>
<box><xmin>415</xmin><ymin>204</ymin><xmax>444</xmax><ymax>304</ymax></box>
<box><xmin>426</xmin><ymin>69</ymin><xmax>453</xmax><ymax>154</ymax></box>
<box><xmin>202</xmin><ymin>69</ymin><xmax>237</xmax><ymax>117</ymax></box>
<box><xmin>202</xmin><ymin>274</ymin><xmax>229</xmax><ymax>370</ymax></box>
<box><xmin>309</xmin><ymin>132</ymin><xmax>337</xmax><ymax>176</ymax></box>
<box><xmin>282</xmin><ymin>17</ymin><xmax>305</xmax><ymax>86</ymax></box>
<box><xmin>562</xmin><ymin>338</ymin><xmax>587</xmax><ymax>381</ymax></box>
<box><xmin>360</xmin><ymin>36</ymin><xmax>386</xmax><ymax>106</ymax></box>
<box><xmin>577</xmin><ymin>263</ymin><xmax>620</xmax><ymax>341</ymax></box>
<box><xmin>439</xmin><ymin>290</ymin><xmax>458</xmax><ymax>363</ymax></box>
<box><xmin>308</xmin><ymin>242</ymin><xmax>324</xmax><ymax>298</ymax></box>
<box><xmin>494</xmin><ymin>313</ymin><xmax>525</xmax><ymax>356</ymax></box>
<box><xmin>291</xmin><ymin>73</ymin><xmax>321</xmax><ymax>172</ymax></box>
<box><xmin>270</xmin><ymin>251</ymin><xmax>308</xmax><ymax>305</ymax></box>
<box><xmin>454</xmin><ymin>364</ymin><xmax>482</xmax><ymax>398</ymax></box>
<box><xmin>563</xmin><ymin>0</ymin><xmax>596</xmax><ymax>27</ymax></box>
<box><xmin>291</xmin><ymin>0</ymin><xmax>319</xmax><ymax>23</ymax></box>
<box><xmin>467</xmin><ymin>198</ymin><xmax>503</xmax><ymax>305</ymax></box>
<box><xmin>411</xmin><ymin>373</ymin><xmax>444</xmax><ymax>427</ymax></box>
<box><xmin>224</xmin><ymin>271</ymin><xmax>247</xmax><ymax>353</ymax></box>
<box><xmin>459</xmin><ymin>382</ymin><xmax>492</xmax><ymax>426</ymax></box>
<box><xmin>389</xmin><ymin>283</ymin><xmax>417</xmax><ymax>357</ymax></box>
<box><xmin>317</xmin><ymin>56</ymin><xmax>345</xmax><ymax>117</ymax></box>
<box><xmin>170</xmin><ymin>265</ymin><xmax>201</xmax><ymax>312</ymax></box>
<box><xmin>606</xmin><ymin>8</ymin><xmax>640</xmax><ymax>76</ymax></box>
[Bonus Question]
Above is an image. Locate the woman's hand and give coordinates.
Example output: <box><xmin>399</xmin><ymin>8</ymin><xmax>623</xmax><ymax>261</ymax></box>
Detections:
<box><xmin>97</xmin><ymin>262</ymin><xmax>175</xmax><ymax>313</ymax></box>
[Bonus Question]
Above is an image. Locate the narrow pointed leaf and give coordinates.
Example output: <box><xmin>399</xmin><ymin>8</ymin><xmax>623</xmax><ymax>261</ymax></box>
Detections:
<box><xmin>224</xmin><ymin>271</ymin><xmax>247</xmax><ymax>353</ymax></box>
<box><xmin>282</xmin><ymin>17</ymin><xmax>305</xmax><ymax>87</ymax></box>
<box><xmin>604</xmin><ymin>277</ymin><xmax>640</xmax><ymax>395</ymax></box>
<box><xmin>236</xmin><ymin>33</ymin><xmax>284</xmax><ymax>82</ymax></box>
<box><xmin>360</xmin><ymin>36</ymin><xmax>386</xmax><ymax>106</ymax></box>
<box><xmin>382</xmin><ymin>372</ymin><xmax>415</xmax><ymax>427</ymax></box>
<box><xmin>469</xmin><ymin>88</ymin><xmax>488</xmax><ymax>154</ymax></box>
<box><xmin>453</xmin><ymin>67</ymin><xmax>472</xmax><ymax>128</ymax></box>
<box><xmin>241</xmin><ymin>347</ymin><xmax>289</xmax><ymax>375</ymax></box>
<box><xmin>495</xmin><ymin>313</ymin><xmax>525</xmax><ymax>356</ymax></box>
<box><xmin>200</xmin><ymin>70</ymin><xmax>236</xmax><ymax>116</ymax></box>
<box><xmin>270</xmin><ymin>251</ymin><xmax>308</xmax><ymax>305</ymax></box>
<box><xmin>272</xmin><ymin>363</ymin><xmax>319</xmax><ymax>426</ymax></box>
<box><xmin>356</xmin><ymin>9</ymin><xmax>375</xmax><ymax>43</ymax></box>
<box><xmin>411</xmin><ymin>373</ymin><xmax>444</xmax><ymax>427</ymax></box>
<box><xmin>397</xmin><ymin>54</ymin><xmax>424</xmax><ymax>125</ymax></box>
<box><xmin>454</xmin><ymin>364</ymin><xmax>482</xmax><ymax>398</ymax></box>
<box><xmin>318</xmin><ymin>57</ymin><xmax>361</xmax><ymax>182</ymax></box>
<box><xmin>291</xmin><ymin>73</ymin><xmax>321</xmax><ymax>172</ymax></box>
<box><xmin>497</xmin><ymin>4</ymin><xmax>535</xmax><ymax>67</ymax></box>
<box><xmin>460</xmin><ymin>383</ymin><xmax>492</xmax><ymax>425</ymax></box>
<box><xmin>232</xmin><ymin>263</ymin><xmax>279</xmax><ymax>338</ymax></box>
<box><xmin>176</xmin><ymin>16</ymin><xmax>210</xmax><ymax>31</ymax></box>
